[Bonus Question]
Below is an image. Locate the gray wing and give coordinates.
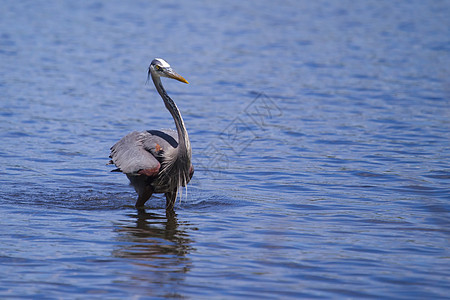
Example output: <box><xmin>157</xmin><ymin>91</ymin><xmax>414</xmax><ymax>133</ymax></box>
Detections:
<box><xmin>109</xmin><ymin>130</ymin><xmax>178</xmax><ymax>176</ymax></box>
<box><xmin>143</xmin><ymin>129</ymin><xmax>178</xmax><ymax>150</ymax></box>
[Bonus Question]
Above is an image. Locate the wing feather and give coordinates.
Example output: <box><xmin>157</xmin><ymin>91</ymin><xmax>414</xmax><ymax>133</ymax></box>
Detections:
<box><xmin>110</xmin><ymin>131</ymin><xmax>161</xmax><ymax>175</ymax></box>
<box><xmin>109</xmin><ymin>130</ymin><xmax>180</xmax><ymax>176</ymax></box>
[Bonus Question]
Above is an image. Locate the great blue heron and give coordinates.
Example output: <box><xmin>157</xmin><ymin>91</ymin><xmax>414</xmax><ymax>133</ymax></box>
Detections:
<box><xmin>109</xmin><ymin>58</ymin><xmax>194</xmax><ymax>209</ymax></box>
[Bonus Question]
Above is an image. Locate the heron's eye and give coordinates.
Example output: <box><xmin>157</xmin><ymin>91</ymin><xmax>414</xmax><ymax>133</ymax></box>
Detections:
<box><xmin>155</xmin><ymin>65</ymin><xmax>161</xmax><ymax>71</ymax></box>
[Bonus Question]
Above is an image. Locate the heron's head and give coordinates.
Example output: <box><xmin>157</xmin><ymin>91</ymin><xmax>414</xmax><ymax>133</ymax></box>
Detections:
<box><xmin>148</xmin><ymin>58</ymin><xmax>189</xmax><ymax>84</ymax></box>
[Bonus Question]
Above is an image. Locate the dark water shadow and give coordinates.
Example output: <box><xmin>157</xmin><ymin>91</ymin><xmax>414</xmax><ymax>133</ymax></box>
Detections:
<box><xmin>111</xmin><ymin>209</ymin><xmax>194</xmax><ymax>291</ymax></box>
<box><xmin>0</xmin><ymin>185</ymin><xmax>141</xmax><ymax>211</ymax></box>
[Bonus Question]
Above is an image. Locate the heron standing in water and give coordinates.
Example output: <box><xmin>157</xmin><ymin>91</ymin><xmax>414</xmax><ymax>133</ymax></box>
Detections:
<box><xmin>109</xmin><ymin>58</ymin><xmax>194</xmax><ymax>209</ymax></box>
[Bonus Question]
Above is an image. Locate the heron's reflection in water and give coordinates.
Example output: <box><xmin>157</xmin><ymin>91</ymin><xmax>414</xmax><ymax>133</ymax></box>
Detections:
<box><xmin>113</xmin><ymin>209</ymin><xmax>194</xmax><ymax>286</ymax></box>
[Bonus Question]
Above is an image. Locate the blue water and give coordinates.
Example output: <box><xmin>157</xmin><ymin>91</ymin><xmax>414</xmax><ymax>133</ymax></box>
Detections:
<box><xmin>1</xmin><ymin>0</ymin><xmax>449</xmax><ymax>298</ymax></box>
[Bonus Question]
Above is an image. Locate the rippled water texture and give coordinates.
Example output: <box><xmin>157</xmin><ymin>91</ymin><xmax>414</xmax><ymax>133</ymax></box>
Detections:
<box><xmin>1</xmin><ymin>1</ymin><xmax>449</xmax><ymax>299</ymax></box>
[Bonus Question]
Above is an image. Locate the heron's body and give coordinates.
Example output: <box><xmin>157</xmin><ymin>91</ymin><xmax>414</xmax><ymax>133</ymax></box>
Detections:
<box><xmin>109</xmin><ymin>58</ymin><xmax>193</xmax><ymax>209</ymax></box>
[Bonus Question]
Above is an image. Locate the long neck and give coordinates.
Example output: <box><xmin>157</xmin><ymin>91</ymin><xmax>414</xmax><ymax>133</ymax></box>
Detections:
<box><xmin>152</xmin><ymin>75</ymin><xmax>191</xmax><ymax>158</ymax></box>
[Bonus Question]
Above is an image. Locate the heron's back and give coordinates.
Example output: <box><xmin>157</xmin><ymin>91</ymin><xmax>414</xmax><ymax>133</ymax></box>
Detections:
<box><xmin>109</xmin><ymin>129</ymin><xmax>178</xmax><ymax>175</ymax></box>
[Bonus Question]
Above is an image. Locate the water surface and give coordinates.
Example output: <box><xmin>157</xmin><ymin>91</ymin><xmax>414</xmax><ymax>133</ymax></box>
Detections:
<box><xmin>1</xmin><ymin>0</ymin><xmax>449</xmax><ymax>298</ymax></box>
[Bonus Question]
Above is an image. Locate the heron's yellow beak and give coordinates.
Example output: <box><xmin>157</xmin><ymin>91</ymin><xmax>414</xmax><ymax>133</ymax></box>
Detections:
<box><xmin>167</xmin><ymin>69</ymin><xmax>189</xmax><ymax>84</ymax></box>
